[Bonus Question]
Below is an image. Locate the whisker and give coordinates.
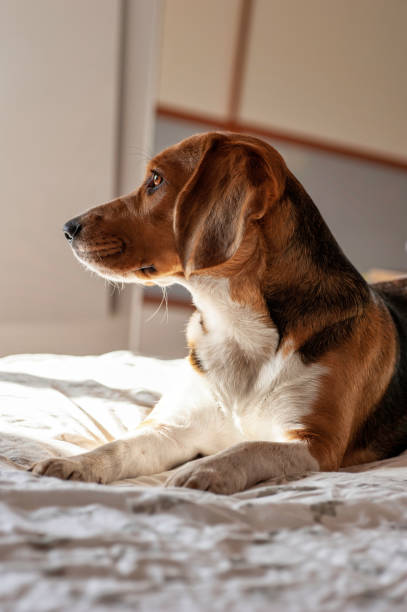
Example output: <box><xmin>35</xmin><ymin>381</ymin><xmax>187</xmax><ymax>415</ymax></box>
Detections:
<box><xmin>160</xmin><ymin>287</ymin><xmax>169</xmax><ymax>324</ymax></box>
<box><xmin>146</xmin><ymin>288</ymin><xmax>167</xmax><ymax>323</ymax></box>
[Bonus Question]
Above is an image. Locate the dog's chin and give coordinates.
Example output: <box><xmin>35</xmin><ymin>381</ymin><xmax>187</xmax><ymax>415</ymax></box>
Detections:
<box><xmin>71</xmin><ymin>248</ymin><xmax>126</xmax><ymax>281</ymax></box>
<box><xmin>72</xmin><ymin>248</ymin><xmax>176</xmax><ymax>287</ymax></box>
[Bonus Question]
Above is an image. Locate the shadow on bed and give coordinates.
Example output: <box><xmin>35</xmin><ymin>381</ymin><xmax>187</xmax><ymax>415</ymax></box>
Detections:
<box><xmin>0</xmin><ymin>431</ymin><xmax>70</xmax><ymax>469</ymax></box>
<box><xmin>0</xmin><ymin>371</ymin><xmax>161</xmax><ymax>408</ymax></box>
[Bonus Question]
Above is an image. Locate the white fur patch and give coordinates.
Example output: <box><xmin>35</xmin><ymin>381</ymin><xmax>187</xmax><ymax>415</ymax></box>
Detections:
<box><xmin>181</xmin><ymin>276</ymin><xmax>327</xmax><ymax>450</ymax></box>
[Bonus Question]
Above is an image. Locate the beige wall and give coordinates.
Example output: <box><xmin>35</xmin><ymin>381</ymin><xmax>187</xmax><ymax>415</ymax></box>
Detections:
<box><xmin>159</xmin><ymin>0</ymin><xmax>241</xmax><ymax>118</ymax></box>
<box><xmin>158</xmin><ymin>0</ymin><xmax>407</xmax><ymax>160</ymax></box>
<box><xmin>241</xmin><ymin>0</ymin><xmax>407</xmax><ymax>158</ymax></box>
<box><xmin>0</xmin><ymin>0</ymin><xmax>120</xmax><ymax>324</ymax></box>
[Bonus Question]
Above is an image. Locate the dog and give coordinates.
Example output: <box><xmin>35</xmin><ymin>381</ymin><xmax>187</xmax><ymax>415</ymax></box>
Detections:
<box><xmin>31</xmin><ymin>132</ymin><xmax>407</xmax><ymax>494</ymax></box>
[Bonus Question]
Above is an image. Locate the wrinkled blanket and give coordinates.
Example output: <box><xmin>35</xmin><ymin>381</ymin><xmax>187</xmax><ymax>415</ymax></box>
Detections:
<box><xmin>1</xmin><ymin>351</ymin><xmax>407</xmax><ymax>611</ymax></box>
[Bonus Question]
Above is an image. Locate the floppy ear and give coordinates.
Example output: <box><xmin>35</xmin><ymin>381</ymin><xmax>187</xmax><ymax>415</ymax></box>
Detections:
<box><xmin>174</xmin><ymin>135</ymin><xmax>286</xmax><ymax>276</ymax></box>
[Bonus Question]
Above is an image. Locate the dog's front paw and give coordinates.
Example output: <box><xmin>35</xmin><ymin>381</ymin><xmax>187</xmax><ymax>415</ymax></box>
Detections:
<box><xmin>29</xmin><ymin>456</ymin><xmax>106</xmax><ymax>483</ymax></box>
<box><xmin>165</xmin><ymin>456</ymin><xmax>246</xmax><ymax>495</ymax></box>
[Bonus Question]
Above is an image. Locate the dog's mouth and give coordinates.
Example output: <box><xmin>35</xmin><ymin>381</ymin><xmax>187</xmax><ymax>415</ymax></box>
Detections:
<box><xmin>73</xmin><ymin>238</ymin><xmax>126</xmax><ymax>262</ymax></box>
<box><xmin>137</xmin><ymin>265</ymin><xmax>156</xmax><ymax>276</ymax></box>
<box><xmin>72</xmin><ymin>238</ymin><xmax>158</xmax><ymax>282</ymax></box>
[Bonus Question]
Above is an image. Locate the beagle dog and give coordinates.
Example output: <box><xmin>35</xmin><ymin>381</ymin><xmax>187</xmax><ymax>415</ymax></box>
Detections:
<box><xmin>31</xmin><ymin>132</ymin><xmax>407</xmax><ymax>494</ymax></box>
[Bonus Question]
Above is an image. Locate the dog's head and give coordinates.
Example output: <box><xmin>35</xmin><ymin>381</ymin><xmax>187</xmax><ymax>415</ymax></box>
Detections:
<box><xmin>63</xmin><ymin>132</ymin><xmax>288</xmax><ymax>285</ymax></box>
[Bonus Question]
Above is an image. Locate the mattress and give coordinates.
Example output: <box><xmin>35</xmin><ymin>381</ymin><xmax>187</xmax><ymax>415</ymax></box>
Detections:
<box><xmin>1</xmin><ymin>351</ymin><xmax>407</xmax><ymax>611</ymax></box>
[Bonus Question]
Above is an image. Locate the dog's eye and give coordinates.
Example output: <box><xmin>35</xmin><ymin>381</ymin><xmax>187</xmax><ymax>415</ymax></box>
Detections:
<box><xmin>147</xmin><ymin>170</ymin><xmax>163</xmax><ymax>194</ymax></box>
<box><xmin>152</xmin><ymin>171</ymin><xmax>162</xmax><ymax>187</ymax></box>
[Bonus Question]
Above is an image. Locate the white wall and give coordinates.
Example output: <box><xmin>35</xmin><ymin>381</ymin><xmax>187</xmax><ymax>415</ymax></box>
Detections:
<box><xmin>0</xmin><ymin>0</ymin><xmax>160</xmax><ymax>356</ymax></box>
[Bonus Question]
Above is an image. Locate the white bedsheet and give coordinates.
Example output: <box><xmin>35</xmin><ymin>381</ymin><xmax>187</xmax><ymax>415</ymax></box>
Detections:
<box><xmin>1</xmin><ymin>351</ymin><xmax>407</xmax><ymax>611</ymax></box>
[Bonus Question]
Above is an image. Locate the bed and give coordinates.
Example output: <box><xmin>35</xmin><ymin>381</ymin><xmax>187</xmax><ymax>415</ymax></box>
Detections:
<box><xmin>1</xmin><ymin>350</ymin><xmax>407</xmax><ymax>611</ymax></box>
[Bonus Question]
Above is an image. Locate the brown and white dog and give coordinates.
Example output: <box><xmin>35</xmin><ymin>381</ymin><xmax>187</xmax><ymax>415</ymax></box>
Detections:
<box><xmin>31</xmin><ymin>132</ymin><xmax>407</xmax><ymax>494</ymax></box>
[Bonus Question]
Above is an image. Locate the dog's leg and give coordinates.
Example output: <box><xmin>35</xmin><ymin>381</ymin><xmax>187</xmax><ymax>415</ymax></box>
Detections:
<box><xmin>29</xmin><ymin>365</ymin><xmax>229</xmax><ymax>483</ymax></box>
<box><xmin>165</xmin><ymin>441</ymin><xmax>319</xmax><ymax>494</ymax></box>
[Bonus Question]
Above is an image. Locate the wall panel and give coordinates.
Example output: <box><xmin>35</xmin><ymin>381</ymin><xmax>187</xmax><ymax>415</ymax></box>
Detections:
<box><xmin>158</xmin><ymin>0</ymin><xmax>241</xmax><ymax>118</ymax></box>
<box><xmin>240</xmin><ymin>0</ymin><xmax>407</xmax><ymax>159</ymax></box>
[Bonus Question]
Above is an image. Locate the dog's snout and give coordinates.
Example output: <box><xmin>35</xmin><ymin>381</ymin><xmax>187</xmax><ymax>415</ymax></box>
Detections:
<box><xmin>63</xmin><ymin>217</ymin><xmax>82</xmax><ymax>242</ymax></box>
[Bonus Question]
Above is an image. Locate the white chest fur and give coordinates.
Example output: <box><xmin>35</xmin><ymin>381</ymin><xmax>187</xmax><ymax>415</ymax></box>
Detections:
<box><xmin>185</xmin><ymin>278</ymin><xmax>326</xmax><ymax>444</ymax></box>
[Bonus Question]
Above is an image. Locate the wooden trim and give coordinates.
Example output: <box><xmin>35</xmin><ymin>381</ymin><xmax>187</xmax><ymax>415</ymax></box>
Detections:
<box><xmin>143</xmin><ymin>293</ymin><xmax>194</xmax><ymax>310</ymax></box>
<box><xmin>157</xmin><ymin>104</ymin><xmax>232</xmax><ymax>130</ymax></box>
<box><xmin>156</xmin><ymin>104</ymin><xmax>407</xmax><ymax>171</ymax></box>
<box><xmin>228</xmin><ymin>0</ymin><xmax>254</xmax><ymax>121</ymax></box>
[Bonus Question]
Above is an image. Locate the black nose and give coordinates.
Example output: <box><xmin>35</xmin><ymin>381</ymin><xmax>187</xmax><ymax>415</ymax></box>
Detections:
<box><xmin>63</xmin><ymin>217</ymin><xmax>82</xmax><ymax>241</ymax></box>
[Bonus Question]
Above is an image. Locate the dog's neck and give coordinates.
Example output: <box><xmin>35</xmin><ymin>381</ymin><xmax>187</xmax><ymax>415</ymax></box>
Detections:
<box><xmin>184</xmin><ymin>276</ymin><xmax>270</xmax><ymax>342</ymax></box>
<box><xmin>179</xmin><ymin>173</ymin><xmax>370</xmax><ymax>356</ymax></box>
<box><xmin>184</xmin><ymin>276</ymin><xmax>279</xmax><ymax>392</ymax></box>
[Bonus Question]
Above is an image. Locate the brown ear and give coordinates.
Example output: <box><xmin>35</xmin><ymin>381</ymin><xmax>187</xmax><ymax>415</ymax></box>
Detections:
<box><xmin>174</xmin><ymin>134</ymin><xmax>286</xmax><ymax>276</ymax></box>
